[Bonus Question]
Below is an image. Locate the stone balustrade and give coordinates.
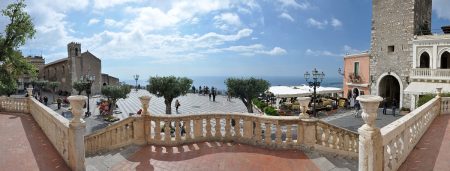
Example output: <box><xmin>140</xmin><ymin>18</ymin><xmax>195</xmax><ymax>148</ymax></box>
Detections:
<box><xmin>411</xmin><ymin>68</ymin><xmax>450</xmax><ymax>80</ymax></box>
<box><xmin>380</xmin><ymin>96</ymin><xmax>440</xmax><ymax>171</ymax></box>
<box><xmin>441</xmin><ymin>97</ymin><xmax>450</xmax><ymax>114</ymax></box>
<box><xmin>0</xmin><ymin>96</ymin><xmax>29</xmax><ymax>113</ymax></box>
<box><xmin>316</xmin><ymin>121</ymin><xmax>359</xmax><ymax>157</ymax></box>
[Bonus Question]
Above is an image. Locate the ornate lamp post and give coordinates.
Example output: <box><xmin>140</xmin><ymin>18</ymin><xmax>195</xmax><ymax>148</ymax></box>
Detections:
<box><xmin>133</xmin><ymin>74</ymin><xmax>139</xmax><ymax>92</ymax></box>
<box><xmin>304</xmin><ymin>68</ymin><xmax>325</xmax><ymax>117</ymax></box>
<box><xmin>81</xmin><ymin>74</ymin><xmax>95</xmax><ymax>117</ymax></box>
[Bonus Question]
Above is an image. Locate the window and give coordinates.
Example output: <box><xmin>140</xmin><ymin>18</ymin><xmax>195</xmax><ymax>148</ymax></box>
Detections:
<box><xmin>388</xmin><ymin>45</ymin><xmax>395</xmax><ymax>53</ymax></box>
<box><xmin>354</xmin><ymin>62</ymin><xmax>360</xmax><ymax>76</ymax></box>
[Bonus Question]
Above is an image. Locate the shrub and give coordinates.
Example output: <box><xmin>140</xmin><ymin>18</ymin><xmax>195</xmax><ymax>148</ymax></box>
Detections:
<box><xmin>417</xmin><ymin>93</ymin><xmax>450</xmax><ymax>107</ymax></box>
<box><xmin>264</xmin><ymin>106</ymin><xmax>278</xmax><ymax>116</ymax></box>
<box><xmin>252</xmin><ymin>98</ymin><xmax>267</xmax><ymax>109</ymax></box>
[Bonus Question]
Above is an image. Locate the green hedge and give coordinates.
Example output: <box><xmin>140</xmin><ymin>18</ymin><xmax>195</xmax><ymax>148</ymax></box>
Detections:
<box><xmin>264</xmin><ymin>106</ymin><xmax>278</xmax><ymax>116</ymax></box>
<box><xmin>417</xmin><ymin>93</ymin><xmax>450</xmax><ymax>107</ymax></box>
<box><xmin>252</xmin><ymin>98</ymin><xmax>268</xmax><ymax>109</ymax></box>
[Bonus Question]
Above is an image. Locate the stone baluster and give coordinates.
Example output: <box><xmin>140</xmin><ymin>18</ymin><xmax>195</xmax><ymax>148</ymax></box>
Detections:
<box><xmin>323</xmin><ymin>126</ymin><xmax>330</xmax><ymax>147</ymax></box>
<box><xmin>286</xmin><ymin>125</ymin><xmax>292</xmax><ymax>144</ymax></box>
<box><xmin>175</xmin><ymin>120</ymin><xmax>181</xmax><ymax>143</ymax></box>
<box><xmin>214</xmin><ymin>117</ymin><xmax>221</xmax><ymax>138</ymax></box>
<box><xmin>206</xmin><ymin>117</ymin><xmax>212</xmax><ymax>138</ymax></box>
<box><xmin>243</xmin><ymin>117</ymin><xmax>253</xmax><ymax>140</ymax></box>
<box><xmin>330</xmin><ymin>129</ymin><xmax>337</xmax><ymax>149</ymax></box>
<box><xmin>297</xmin><ymin>122</ymin><xmax>303</xmax><ymax>145</ymax></box>
<box><xmin>67</xmin><ymin>96</ymin><xmax>87</xmax><ymax>171</ymax></box>
<box><xmin>164</xmin><ymin>121</ymin><xmax>171</xmax><ymax>143</ymax></box>
<box><xmin>185</xmin><ymin>119</ymin><xmax>192</xmax><ymax>141</ymax></box>
<box><xmin>225</xmin><ymin>115</ymin><xmax>232</xmax><ymax>139</ymax></box>
<box><xmin>275</xmin><ymin>123</ymin><xmax>282</xmax><ymax>145</ymax></box>
<box><xmin>194</xmin><ymin>117</ymin><xmax>203</xmax><ymax>139</ymax></box>
<box><xmin>254</xmin><ymin>120</ymin><xmax>262</xmax><ymax>144</ymax></box>
<box><xmin>234</xmin><ymin>116</ymin><xmax>241</xmax><ymax>137</ymax></box>
<box><xmin>357</xmin><ymin>95</ymin><xmax>383</xmax><ymax>171</ymax></box>
<box><xmin>265</xmin><ymin>122</ymin><xmax>271</xmax><ymax>145</ymax></box>
<box><xmin>155</xmin><ymin>119</ymin><xmax>161</xmax><ymax>143</ymax></box>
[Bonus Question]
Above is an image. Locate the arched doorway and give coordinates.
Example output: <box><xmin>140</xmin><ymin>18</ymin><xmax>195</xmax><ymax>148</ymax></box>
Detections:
<box><xmin>441</xmin><ymin>51</ymin><xmax>450</xmax><ymax>69</ymax></box>
<box><xmin>378</xmin><ymin>75</ymin><xmax>400</xmax><ymax>107</ymax></box>
<box><xmin>420</xmin><ymin>52</ymin><xmax>430</xmax><ymax>68</ymax></box>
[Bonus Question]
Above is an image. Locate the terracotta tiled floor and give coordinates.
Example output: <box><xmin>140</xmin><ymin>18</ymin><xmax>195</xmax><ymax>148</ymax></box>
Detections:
<box><xmin>0</xmin><ymin>112</ymin><xmax>70</xmax><ymax>171</ymax></box>
<box><xmin>398</xmin><ymin>114</ymin><xmax>450</xmax><ymax>171</ymax></box>
<box><xmin>111</xmin><ymin>142</ymin><xmax>319</xmax><ymax>171</ymax></box>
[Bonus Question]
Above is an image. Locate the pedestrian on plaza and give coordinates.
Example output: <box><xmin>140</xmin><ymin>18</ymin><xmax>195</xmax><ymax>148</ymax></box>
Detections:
<box><xmin>382</xmin><ymin>98</ymin><xmax>387</xmax><ymax>115</ymax></box>
<box><xmin>227</xmin><ymin>91</ymin><xmax>231</xmax><ymax>101</ymax></box>
<box><xmin>199</xmin><ymin>86</ymin><xmax>202</xmax><ymax>95</ymax></box>
<box><xmin>213</xmin><ymin>89</ymin><xmax>216</xmax><ymax>102</ymax></box>
<box><xmin>209</xmin><ymin>92</ymin><xmax>212</xmax><ymax>101</ymax></box>
<box><xmin>39</xmin><ymin>96</ymin><xmax>43</xmax><ymax>103</ymax></box>
<box><xmin>43</xmin><ymin>96</ymin><xmax>48</xmax><ymax>106</ymax></box>
<box><xmin>392</xmin><ymin>98</ymin><xmax>397</xmax><ymax>116</ymax></box>
<box><xmin>57</xmin><ymin>98</ymin><xmax>62</xmax><ymax>109</ymax></box>
<box><xmin>175</xmin><ymin>99</ymin><xmax>181</xmax><ymax>112</ymax></box>
<box><xmin>192</xmin><ymin>86</ymin><xmax>196</xmax><ymax>94</ymax></box>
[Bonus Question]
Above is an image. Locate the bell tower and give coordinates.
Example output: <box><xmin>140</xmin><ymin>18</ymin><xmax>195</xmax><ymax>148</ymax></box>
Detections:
<box><xmin>67</xmin><ymin>42</ymin><xmax>81</xmax><ymax>58</ymax></box>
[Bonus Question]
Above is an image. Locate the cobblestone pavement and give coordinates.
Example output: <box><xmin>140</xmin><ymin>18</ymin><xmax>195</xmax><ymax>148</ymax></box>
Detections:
<box><xmin>325</xmin><ymin>108</ymin><xmax>403</xmax><ymax>132</ymax></box>
<box><xmin>108</xmin><ymin>142</ymin><xmax>319</xmax><ymax>171</ymax></box>
<box><xmin>0</xmin><ymin>112</ymin><xmax>70</xmax><ymax>171</ymax></box>
<box><xmin>398</xmin><ymin>114</ymin><xmax>450</xmax><ymax>171</ymax></box>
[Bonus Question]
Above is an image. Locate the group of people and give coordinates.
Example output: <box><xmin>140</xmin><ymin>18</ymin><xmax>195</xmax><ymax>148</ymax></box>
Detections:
<box><xmin>193</xmin><ymin>85</ymin><xmax>218</xmax><ymax>102</ymax></box>
<box><xmin>30</xmin><ymin>93</ymin><xmax>63</xmax><ymax>110</ymax></box>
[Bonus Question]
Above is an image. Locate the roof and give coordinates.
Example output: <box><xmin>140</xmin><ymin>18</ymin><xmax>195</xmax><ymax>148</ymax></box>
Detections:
<box><xmin>45</xmin><ymin>58</ymin><xmax>68</xmax><ymax>66</ymax></box>
<box><xmin>268</xmin><ymin>85</ymin><xmax>342</xmax><ymax>98</ymax></box>
<box><xmin>344</xmin><ymin>52</ymin><xmax>370</xmax><ymax>59</ymax></box>
<box><xmin>404</xmin><ymin>82</ymin><xmax>450</xmax><ymax>95</ymax></box>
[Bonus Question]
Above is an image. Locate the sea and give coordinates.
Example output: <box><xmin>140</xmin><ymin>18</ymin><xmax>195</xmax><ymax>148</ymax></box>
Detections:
<box><xmin>124</xmin><ymin>76</ymin><xmax>343</xmax><ymax>92</ymax></box>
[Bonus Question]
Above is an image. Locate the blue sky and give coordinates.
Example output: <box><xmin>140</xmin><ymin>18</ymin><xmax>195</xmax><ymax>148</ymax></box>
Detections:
<box><xmin>2</xmin><ymin>0</ymin><xmax>450</xmax><ymax>81</ymax></box>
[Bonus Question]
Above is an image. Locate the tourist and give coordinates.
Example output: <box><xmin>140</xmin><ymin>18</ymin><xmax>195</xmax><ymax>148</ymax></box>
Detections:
<box><xmin>39</xmin><ymin>96</ymin><xmax>43</xmax><ymax>103</ymax></box>
<box><xmin>227</xmin><ymin>91</ymin><xmax>231</xmax><ymax>101</ymax></box>
<box><xmin>43</xmin><ymin>96</ymin><xmax>48</xmax><ymax>106</ymax></box>
<box><xmin>392</xmin><ymin>98</ymin><xmax>397</xmax><ymax>116</ymax></box>
<box><xmin>382</xmin><ymin>98</ymin><xmax>387</xmax><ymax>115</ymax></box>
<box><xmin>175</xmin><ymin>99</ymin><xmax>181</xmax><ymax>112</ymax></box>
<box><xmin>209</xmin><ymin>92</ymin><xmax>212</xmax><ymax>101</ymax></box>
<box><xmin>199</xmin><ymin>86</ymin><xmax>202</xmax><ymax>95</ymax></box>
<box><xmin>212</xmin><ymin>88</ymin><xmax>216</xmax><ymax>102</ymax></box>
<box><xmin>192</xmin><ymin>86</ymin><xmax>196</xmax><ymax>93</ymax></box>
<box><xmin>57</xmin><ymin>98</ymin><xmax>62</xmax><ymax>110</ymax></box>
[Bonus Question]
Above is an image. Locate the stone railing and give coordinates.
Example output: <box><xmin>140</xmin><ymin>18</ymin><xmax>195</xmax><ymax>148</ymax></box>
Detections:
<box><xmin>316</xmin><ymin>121</ymin><xmax>359</xmax><ymax>157</ymax></box>
<box><xmin>0</xmin><ymin>96</ymin><xmax>29</xmax><ymax>113</ymax></box>
<box><xmin>84</xmin><ymin>95</ymin><xmax>359</xmax><ymax>158</ymax></box>
<box><xmin>0</xmin><ymin>88</ymin><xmax>87</xmax><ymax>171</ymax></box>
<box><xmin>28</xmin><ymin>97</ymin><xmax>70</xmax><ymax>164</ymax></box>
<box><xmin>411</xmin><ymin>68</ymin><xmax>450</xmax><ymax>80</ymax></box>
<box><xmin>85</xmin><ymin>117</ymin><xmax>137</xmax><ymax>155</ymax></box>
<box><xmin>380</xmin><ymin>96</ymin><xmax>440</xmax><ymax>171</ymax></box>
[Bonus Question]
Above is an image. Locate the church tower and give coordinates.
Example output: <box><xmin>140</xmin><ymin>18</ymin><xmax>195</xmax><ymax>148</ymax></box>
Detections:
<box><xmin>68</xmin><ymin>42</ymin><xmax>81</xmax><ymax>58</ymax></box>
<box><xmin>370</xmin><ymin>0</ymin><xmax>432</xmax><ymax>109</ymax></box>
<box><xmin>67</xmin><ymin>42</ymin><xmax>81</xmax><ymax>94</ymax></box>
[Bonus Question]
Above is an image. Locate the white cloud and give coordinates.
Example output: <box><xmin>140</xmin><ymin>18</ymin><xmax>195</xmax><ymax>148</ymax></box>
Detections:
<box><xmin>279</xmin><ymin>12</ymin><xmax>294</xmax><ymax>22</ymax></box>
<box><xmin>343</xmin><ymin>45</ymin><xmax>365</xmax><ymax>55</ymax></box>
<box><xmin>305</xmin><ymin>49</ymin><xmax>340</xmax><ymax>57</ymax></box>
<box><xmin>88</xmin><ymin>18</ymin><xmax>100</xmax><ymax>25</ymax></box>
<box><xmin>104</xmin><ymin>19</ymin><xmax>125</xmax><ymax>27</ymax></box>
<box><xmin>433</xmin><ymin>0</ymin><xmax>450</xmax><ymax>20</ymax></box>
<box><xmin>331</xmin><ymin>18</ymin><xmax>342</xmax><ymax>28</ymax></box>
<box><xmin>93</xmin><ymin>0</ymin><xmax>141</xmax><ymax>9</ymax></box>
<box><xmin>214</xmin><ymin>13</ymin><xmax>242</xmax><ymax>31</ymax></box>
<box><xmin>307</xmin><ymin>18</ymin><xmax>328</xmax><ymax>29</ymax></box>
<box><xmin>207</xmin><ymin>44</ymin><xmax>287</xmax><ymax>56</ymax></box>
<box><xmin>277</xmin><ymin>0</ymin><xmax>310</xmax><ymax>10</ymax></box>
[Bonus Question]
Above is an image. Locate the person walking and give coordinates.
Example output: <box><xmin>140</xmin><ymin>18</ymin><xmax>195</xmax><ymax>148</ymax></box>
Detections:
<box><xmin>382</xmin><ymin>98</ymin><xmax>387</xmax><ymax>115</ymax></box>
<box><xmin>199</xmin><ymin>86</ymin><xmax>202</xmax><ymax>95</ymax></box>
<box><xmin>175</xmin><ymin>99</ymin><xmax>181</xmax><ymax>112</ymax></box>
<box><xmin>43</xmin><ymin>96</ymin><xmax>48</xmax><ymax>106</ymax></box>
<box><xmin>57</xmin><ymin>98</ymin><xmax>62</xmax><ymax>110</ymax></box>
<box><xmin>212</xmin><ymin>89</ymin><xmax>216</xmax><ymax>102</ymax></box>
<box><xmin>392</xmin><ymin>98</ymin><xmax>397</xmax><ymax>116</ymax></box>
<box><xmin>209</xmin><ymin>92</ymin><xmax>212</xmax><ymax>101</ymax></box>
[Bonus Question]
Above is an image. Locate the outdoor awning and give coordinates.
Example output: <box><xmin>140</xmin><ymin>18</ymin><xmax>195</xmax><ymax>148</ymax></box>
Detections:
<box><xmin>404</xmin><ymin>82</ymin><xmax>450</xmax><ymax>95</ymax></box>
<box><xmin>268</xmin><ymin>85</ymin><xmax>343</xmax><ymax>98</ymax></box>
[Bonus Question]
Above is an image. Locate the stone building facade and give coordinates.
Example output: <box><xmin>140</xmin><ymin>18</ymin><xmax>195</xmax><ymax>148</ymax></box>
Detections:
<box><xmin>101</xmin><ymin>74</ymin><xmax>119</xmax><ymax>86</ymax></box>
<box><xmin>370</xmin><ymin>0</ymin><xmax>432</xmax><ymax>109</ymax></box>
<box><xmin>343</xmin><ymin>53</ymin><xmax>370</xmax><ymax>100</ymax></box>
<box><xmin>40</xmin><ymin>42</ymin><xmax>111</xmax><ymax>95</ymax></box>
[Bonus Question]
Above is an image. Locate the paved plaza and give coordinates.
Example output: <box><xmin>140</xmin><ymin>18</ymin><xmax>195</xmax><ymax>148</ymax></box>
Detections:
<box><xmin>326</xmin><ymin>109</ymin><xmax>403</xmax><ymax>132</ymax></box>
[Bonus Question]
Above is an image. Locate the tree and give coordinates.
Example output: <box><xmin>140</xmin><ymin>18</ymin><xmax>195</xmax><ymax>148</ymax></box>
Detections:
<box><xmin>225</xmin><ymin>77</ymin><xmax>270</xmax><ymax>113</ymax></box>
<box><xmin>34</xmin><ymin>80</ymin><xmax>48</xmax><ymax>95</ymax></box>
<box><xmin>48</xmin><ymin>82</ymin><xmax>60</xmax><ymax>102</ymax></box>
<box><xmin>147</xmin><ymin>76</ymin><xmax>193</xmax><ymax>114</ymax></box>
<box><xmin>0</xmin><ymin>0</ymin><xmax>37</xmax><ymax>96</ymax></box>
<box><xmin>0</xmin><ymin>76</ymin><xmax>17</xmax><ymax>96</ymax></box>
<box><xmin>101</xmin><ymin>84</ymin><xmax>131</xmax><ymax>114</ymax></box>
<box><xmin>73</xmin><ymin>81</ymin><xmax>86</xmax><ymax>95</ymax></box>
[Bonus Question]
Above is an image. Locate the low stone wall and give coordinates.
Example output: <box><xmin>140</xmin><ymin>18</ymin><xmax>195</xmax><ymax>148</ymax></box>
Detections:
<box><xmin>0</xmin><ymin>96</ymin><xmax>29</xmax><ymax>113</ymax></box>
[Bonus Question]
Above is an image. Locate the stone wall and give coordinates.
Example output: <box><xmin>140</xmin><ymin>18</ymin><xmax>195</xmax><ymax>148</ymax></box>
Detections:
<box><xmin>370</xmin><ymin>0</ymin><xmax>432</xmax><ymax>109</ymax></box>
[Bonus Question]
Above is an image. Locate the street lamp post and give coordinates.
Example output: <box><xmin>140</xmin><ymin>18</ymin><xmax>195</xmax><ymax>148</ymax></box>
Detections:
<box><xmin>304</xmin><ymin>68</ymin><xmax>325</xmax><ymax>118</ymax></box>
<box><xmin>82</xmin><ymin>75</ymin><xmax>95</xmax><ymax>117</ymax></box>
<box><xmin>133</xmin><ymin>74</ymin><xmax>139</xmax><ymax>92</ymax></box>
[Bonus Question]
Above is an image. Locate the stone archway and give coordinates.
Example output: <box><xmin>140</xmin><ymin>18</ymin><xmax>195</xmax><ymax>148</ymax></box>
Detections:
<box><xmin>419</xmin><ymin>52</ymin><xmax>430</xmax><ymax>68</ymax></box>
<box><xmin>378</xmin><ymin>75</ymin><xmax>401</xmax><ymax>108</ymax></box>
<box><xmin>441</xmin><ymin>51</ymin><xmax>450</xmax><ymax>69</ymax></box>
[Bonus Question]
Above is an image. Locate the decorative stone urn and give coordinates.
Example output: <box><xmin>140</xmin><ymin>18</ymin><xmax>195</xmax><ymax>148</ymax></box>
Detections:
<box><xmin>67</xmin><ymin>95</ymin><xmax>87</xmax><ymax>124</ymax></box>
<box><xmin>356</xmin><ymin>95</ymin><xmax>383</xmax><ymax>130</ymax></box>
<box><xmin>437</xmin><ymin>87</ymin><xmax>443</xmax><ymax>97</ymax></box>
<box><xmin>298</xmin><ymin>97</ymin><xmax>311</xmax><ymax>118</ymax></box>
<box><xmin>26</xmin><ymin>87</ymin><xmax>33</xmax><ymax>98</ymax></box>
<box><xmin>139</xmin><ymin>95</ymin><xmax>151</xmax><ymax>116</ymax></box>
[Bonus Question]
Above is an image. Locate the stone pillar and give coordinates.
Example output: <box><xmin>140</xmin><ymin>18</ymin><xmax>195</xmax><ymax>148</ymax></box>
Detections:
<box><xmin>137</xmin><ymin>95</ymin><xmax>151</xmax><ymax>145</ymax></box>
<box><xmin>356</xmin><ymin>95</ymin><xmax>383</xmax><ymax>171</ymax></box>
<box><xmin>298</xmin><ymin>97</ymin><xmax>311</xmax><ymax>119</ymax></box>
<box><xmin>67</xmin><ymin>96</ymin><xmax>87</xmax><ymax>171</ymax></box>
<box><xmin>301</xmin><ymin>118</ymin><xmax>318</xmax><ymax>147</ymax></box>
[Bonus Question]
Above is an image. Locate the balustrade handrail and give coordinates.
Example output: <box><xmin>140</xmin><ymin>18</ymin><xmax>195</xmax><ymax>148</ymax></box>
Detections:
<box><xmin>85</xmin><ymin>117</ymin><xmax>135</xmax><ymax>138</ymax></box>
<box><xmin>317</xmin><ymin>120</ymin><xmax>358</xmax><ymax>135</ymax></box>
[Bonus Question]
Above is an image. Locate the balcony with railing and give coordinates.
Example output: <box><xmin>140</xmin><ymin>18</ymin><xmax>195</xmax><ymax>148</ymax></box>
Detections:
<box><xmin>410</xmin><ymin>68</ymin><xmax>450</xmax><ymax>80</ymax></box>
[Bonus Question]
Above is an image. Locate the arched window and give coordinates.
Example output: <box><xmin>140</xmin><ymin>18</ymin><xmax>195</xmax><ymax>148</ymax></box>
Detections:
<box><xmin>75</xmin><ymin>48</ymin><xmax>79</xmax><ymax>56</ymax></box>
<box><xmin>419</xmin><ymin>52</ymin><xmax>430</xmax><ymax>68</ymax></box>
<box><xmin>441</xmin><ymin>51</ymin><xmax>450</xmax><ymax>69</ymax></box>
